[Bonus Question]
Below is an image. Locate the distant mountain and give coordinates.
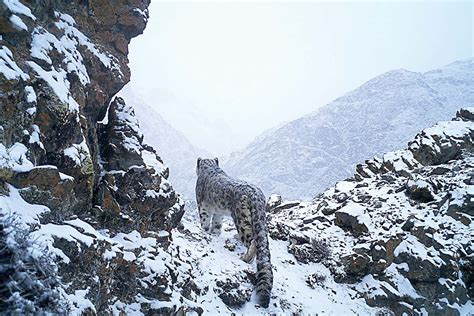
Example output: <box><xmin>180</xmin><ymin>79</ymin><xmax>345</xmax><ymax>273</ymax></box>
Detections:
<box><xmin>119</xmin><ymin>86</ymin><xmax>210</xmax><ymax>199</ymax></box>
<box><xmin>125</xmin><ymin>85</ymin><xmax>246</xmax><ymax>156</ymax></box>
<box><xmin>224</xmin><ymin>59</ymin><xmax>474</xmax><ymax>200</ymax></box>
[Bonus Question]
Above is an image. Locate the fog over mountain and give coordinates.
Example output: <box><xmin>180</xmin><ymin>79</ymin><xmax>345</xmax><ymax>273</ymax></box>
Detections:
<box><xmin>128</xmin><ymin>2</ymin><xmax>472</xmax><ymax>157</ymax></box>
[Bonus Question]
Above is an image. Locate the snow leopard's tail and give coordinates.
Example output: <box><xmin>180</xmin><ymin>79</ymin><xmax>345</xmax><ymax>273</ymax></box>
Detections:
<box><xmin>251</xmin><ymin>198</ymin><xmax>273</xmax><ymax>308</ymax></box>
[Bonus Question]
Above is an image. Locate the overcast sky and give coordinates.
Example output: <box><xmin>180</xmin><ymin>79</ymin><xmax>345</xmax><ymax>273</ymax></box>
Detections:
<box><xmin>127</xmin><ymin>1</ymin><xmax>473</xmax><ymax>156</ymax></box>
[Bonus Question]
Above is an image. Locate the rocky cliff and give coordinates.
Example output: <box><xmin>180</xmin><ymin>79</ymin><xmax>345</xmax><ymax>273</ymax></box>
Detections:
<box><xmin>0</xmin><ymin>1</ymin><xmax>187</xmax><ymax>314</ymax></box>
<box><xmin>118</xmin><ymin>85</ymin><xmax>211</xmax><ymax>200</ymax></box>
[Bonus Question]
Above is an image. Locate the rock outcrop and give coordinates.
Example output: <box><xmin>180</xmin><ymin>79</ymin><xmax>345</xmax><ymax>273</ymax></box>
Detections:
<box><xmin>267</xmin><ymin>108</ymin><xmax>474</xmax><ymax>315</ymax></box>
<box><xmin>0</xmin><ymin>1</ymin><xmax>187</xmax><ymax>314</ymax></box>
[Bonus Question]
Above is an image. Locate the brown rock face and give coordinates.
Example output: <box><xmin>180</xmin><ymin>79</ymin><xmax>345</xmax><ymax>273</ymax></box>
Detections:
<box><xmin>95</xmin><ymin>97</ymin><xmax>184</xmax><ymax>235</ymax></box>
<box><xmin>1</xmin><ymin>1</ymin><xmax>188</xmax><ymax>314</ymax></box>
<box><xmin>0</xmin><ymin>0</ymin><xmax>151</xmax><ymax>214</ymax></box>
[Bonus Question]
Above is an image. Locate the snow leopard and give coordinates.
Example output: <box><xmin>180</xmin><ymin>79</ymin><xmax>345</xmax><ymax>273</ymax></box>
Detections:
<box><xmin>195</xmin><ymin>158</ymin><xmax>273</xmax><ymax>308</ymax></box>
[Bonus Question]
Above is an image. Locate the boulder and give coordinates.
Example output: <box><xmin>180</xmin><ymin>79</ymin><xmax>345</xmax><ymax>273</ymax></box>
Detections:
<box><xmin>406</xmin><ymin>179</ymin><xmax>435</xmax><ymax>202</ymax></box>
<box><xmin>334</xmin><ymin>203</ymin><xmax>370</xmax><ymax>236</ymax></box>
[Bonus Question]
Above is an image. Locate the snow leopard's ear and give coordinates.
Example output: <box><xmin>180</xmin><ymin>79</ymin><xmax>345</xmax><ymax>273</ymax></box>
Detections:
<box><xmin>197</xmin><ymin>158</ymin><xmax>202</xmax><ymax>168</ymax></box>
<box><xmin>214</xmin><ymin>157</ymin><xmax>219</xmax><ymax>166</ymax></box>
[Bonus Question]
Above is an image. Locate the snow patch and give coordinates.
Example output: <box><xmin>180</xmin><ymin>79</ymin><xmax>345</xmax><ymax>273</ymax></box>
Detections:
<box><xmin>9</xmin><ymin>14</ymin><xmax>27</xmax><ymax>31</ymax></box>
<box><xmin>0</xmin><ymin>184</ymin><xmax>49</xmax><ymax>224</ymax></box>
<box><xmin>24</xmin><ymin>85</ymin><xmax>37</xmax><ymax>103</ymax></box>
<box><xmin>27</xmin><ymin>61</ymin><xmax>80</xmax><ymax>112</ymax></box>
<box><xmin>0</xmin><ymin>142</ymin><xmax>34</xmax><ymax>172</ymax></box>
<box><xmin>63</xmin><ymin>140</ymin><xmax>90</xmax><ymax>167</ymax></box>
<box><xmin>2</xmin><ymin>0</ymin><xmax>36</xmax><ymax>20</ymax></box>
<box><xmin>0</xmin><ymin>46</ymin><xmax>30</xmax><ymax>80</ymax></box>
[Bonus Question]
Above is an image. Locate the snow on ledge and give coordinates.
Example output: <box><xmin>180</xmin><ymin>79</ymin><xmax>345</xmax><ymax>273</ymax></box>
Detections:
<box><xmin>0</xmin><ymin>46</ymin><xmax>30</xmax><ymax>80</ymax></box>
<box><xmin>0</xmin><ymin>184</ymin><xmax>50</xmax><ymax>225</ymax></box>
<box><xmin>63</xmin><ymin>140</ymin><xmax>91</xmax><ymax>167</ymax></box>
<box><xmin>0</xmin><ymin>142</ymin><xmax>34</xmax><ymax>172</ymax></box>
<box><xmin>2</xmin><ymin>0</ymin><xmax>36</xmax><ymax>21</ymax></box>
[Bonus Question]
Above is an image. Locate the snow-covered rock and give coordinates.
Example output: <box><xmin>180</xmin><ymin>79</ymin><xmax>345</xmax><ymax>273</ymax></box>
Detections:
<box><xmin>119</xmin><ymin>85</ymin><xmax>210</xmax><ymax>200</ymax></box>
<box><xmin>225</xmin><ymin>59</ymin><xmax>474</xmax><ymax>200</ymax></box>
<box><xmin>0</xmin><ymin>1</ymin><xmax>185</xmax><ymax>314</ymax></box>
<box><xmin>263</xmin><ymin>108</ymin><xmax>474</xmax><ymax>315</ymax></box>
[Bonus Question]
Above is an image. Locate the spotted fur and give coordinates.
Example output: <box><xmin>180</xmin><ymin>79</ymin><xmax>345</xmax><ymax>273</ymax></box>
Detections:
<box><xmin>195</xmin><ymin>158</ymin><xmax>273</xmax><ymax>308</ymax></box>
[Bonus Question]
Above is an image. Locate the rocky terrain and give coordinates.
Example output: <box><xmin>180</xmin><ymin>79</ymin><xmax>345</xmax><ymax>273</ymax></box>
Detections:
<box><xmin>0</xmin><ymin>0</ymin><xmax>187</xmax><ymax>313</ymax></box>
<box><xmin>225</xmin><ymin>59</ymin><xmax>474</xmax><ymax>200</ymax></box>
<box><xmin>168</xmin><ymin>108</ymin><xmax>472</xmax><ymax>315</ymax></box>
<box><xmin>0</xmin><ymin>0</ymin><xmax>472</xmax><ymax>315</ymax></box>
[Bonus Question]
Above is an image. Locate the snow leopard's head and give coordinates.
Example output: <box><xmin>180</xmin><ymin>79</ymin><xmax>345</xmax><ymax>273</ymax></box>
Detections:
<box><xmin>196</xmin><ymin>157</ymin><xmax>219</xmax><ymax>175</ymax></box>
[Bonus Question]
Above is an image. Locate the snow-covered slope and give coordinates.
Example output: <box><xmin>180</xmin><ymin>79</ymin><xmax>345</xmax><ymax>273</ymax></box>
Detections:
<box><xmin>119</xmin><ymin>86</ymin><xmax>210</xmax><ymax>200</ymax></box>
<box><xmin>171</xmin><ymin>107</ymin><xmax>474</xmax><ymax>315</ymax></box>
<box><xmin>225</xmin><ymin>59</ymin><xmax>474</xmax><ymax>200</ymax></box>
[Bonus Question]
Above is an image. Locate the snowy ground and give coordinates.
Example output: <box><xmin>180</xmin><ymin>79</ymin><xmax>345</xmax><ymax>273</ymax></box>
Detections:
<box><xmin>171</xmin><ymin>207</ymin><xmax>382</xmax><ymax>315</ymax></box>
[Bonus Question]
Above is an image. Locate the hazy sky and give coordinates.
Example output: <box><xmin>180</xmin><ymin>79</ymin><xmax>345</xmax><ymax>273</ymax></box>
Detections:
<box><xmin>127</xmin><ymin>1</ymin><xmax>473</xmax><ymax>156</ymax></box>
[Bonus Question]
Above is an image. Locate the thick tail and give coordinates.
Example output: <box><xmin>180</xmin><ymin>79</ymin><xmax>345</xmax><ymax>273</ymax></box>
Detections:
<box><xmin>251</xmin><ymin>199</ymin><xmax>273</xmax><ymax>308</ymax></box>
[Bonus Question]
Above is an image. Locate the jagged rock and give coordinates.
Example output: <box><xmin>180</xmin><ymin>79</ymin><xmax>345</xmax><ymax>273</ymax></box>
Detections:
<box><xmin>96</xmin><ymin>97</ymin><xmax>184</xmax><ymax>234</ymax></box>
<box><xmin>288</xmin><ymin>238</ymin><xmax>331</xmax><ymax>264</ymax></box>
<box><xmin>460</xmin><ymin>255</ymin><xmax>474</xmax><ymax>297</ymax></box>
<box><xmin>393</xmin><ymin>240</ymin><xmax>441</xmax><ymax>282</ymax></box>
<box><xmin>264</xmin><ymin>109</ymin><xmax>474</xmax><ymax>315</ymax></box>
<box><xmin>267</xmin><ymin>194</ymin><xmax>282</xmax><ymax>210</ymax></box>
<box><xmin>429</xmin><ymin>166</ymin><xmax>450</xmax><ymax>175</ymax></box>
<box><xmin>318</xmin><ymin>200</ymin><xmax>338</xmax><ymax>215</ymax></box>
<box><xmin>334</xmin><ymin>192</ymin><xmax>349</xmax><ymax>203</ymax></box>
<box><xmin>268</xmin><ymin>220</ymin><xmax>291</xmax><ymax>241</ymax></box>
<box><xmin>370</xmin><ymin>243</ymin><xmax>388</xmax><ymax>262</ymax></box>
<box><xmin>401</xmin><ymin>218</ymin><xmax>415</xmax><ymax>232</ymax></box>
<box><xmin>457</xmin><ymin>107</ymin><xmax>474</xmax><ymax>122</ymax></box>
<box><xmin>214</xmin><ymin>277</ymin><xmax>252</xmax><ymax>307</ymax></box>
<box><xmin>10</xmin><ymin>166</ymin><xmax>75</xmax><ymax>214</ymax></box>
<box><xmin>305</xmin><ymin>273</ymin><xmax>326</xmax><ymax>289</ymax></box>
<box><xmin>0</xmin><ymin>0</ymin><xmax>152</xmax><ymax>213</ymax></box>
<box><xmin>0</xmin><ymin>0</ymin><xmax>189</xmax><ymax>313</ymax></box>
<box><xmin>270</xmin><ymin>201</ymin><xmax>301</xmax><ymax>214</ymax></box>
<box><xmin>408</xmin><ymin>108</ymin><xmax>474</xmax><ymax>166</ymax></box>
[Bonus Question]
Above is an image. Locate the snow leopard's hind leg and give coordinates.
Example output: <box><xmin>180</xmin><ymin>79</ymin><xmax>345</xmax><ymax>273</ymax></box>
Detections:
<box><xmin>198</xmin><ymin>206</ymin><xmax>212</xmax><ymax>233</ymax></box>
<box><xmin>210</xmin><ymin>213</ymin><xmax>223</xmax><ymax>234</ymax></box>
<box><xmin>234</xmin><ymin>195</ymin><xmax>257</xmax><ymax>263</ymax></box>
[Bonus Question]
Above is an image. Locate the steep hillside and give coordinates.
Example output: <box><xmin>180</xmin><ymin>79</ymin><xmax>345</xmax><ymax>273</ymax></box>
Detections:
<box><xmin>225</xmin><ymin>59</ymin><xmax>474</xmax><ymax>199</ymax></box>
<box><xmin>119</xmin><ymin>85</ymin><xmax>210</xmax><ymax>200</ymax></box>
<box><xmin>171</xmin><ymin>108</ymin><xmax>472</xmax><ymax>315</ymax></box>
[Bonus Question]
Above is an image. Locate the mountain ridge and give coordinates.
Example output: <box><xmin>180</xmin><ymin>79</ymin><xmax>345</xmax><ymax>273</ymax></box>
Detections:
<box><xmin>224</xmin><ymin>58</ymin><xmax>473</xmax><ymax>200</ymax></box>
